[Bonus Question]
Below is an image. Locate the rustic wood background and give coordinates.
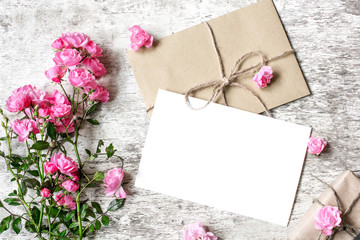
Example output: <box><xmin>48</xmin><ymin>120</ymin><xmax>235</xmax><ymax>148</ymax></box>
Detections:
<box><xmin>0</xmin><ymin>0</ymin><xmax>359</xmax><ymax>239</ymax></box>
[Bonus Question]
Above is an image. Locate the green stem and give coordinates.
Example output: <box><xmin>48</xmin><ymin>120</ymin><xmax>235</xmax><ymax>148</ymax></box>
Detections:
<box><xmin>76</xmin><ymin>195</ymin><xmax>83</xmax><ymax>239</ymax></box>
<box><xmin>59</xmin><ymin>83</ymin><xmax>71</xmax><ymax>103</ymax></box>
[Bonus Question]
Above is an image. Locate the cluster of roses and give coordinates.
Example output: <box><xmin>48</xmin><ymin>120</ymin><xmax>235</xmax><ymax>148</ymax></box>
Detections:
<box><xmin>45</xmin><ymin>32</ymin><xmax>109</xmax><ymax>103</ymax></box>
<box><xmin>7</xmin><ymin>85</ymin><xmax>74</xmax><ymax>142</ymax></box>
<box><xmin>41</xmin><ymin>153</ymin><xmax>80</xmax><ymax>210</ymax></box>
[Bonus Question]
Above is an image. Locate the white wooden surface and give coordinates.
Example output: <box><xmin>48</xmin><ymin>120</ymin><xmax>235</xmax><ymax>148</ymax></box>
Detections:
<box><xmin>0</xmin><ymin>0</ymin><xmax>359</xmax><ymax>239</ymax></box>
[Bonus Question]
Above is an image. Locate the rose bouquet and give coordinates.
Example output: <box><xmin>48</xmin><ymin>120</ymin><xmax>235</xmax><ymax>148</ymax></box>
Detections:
<box><xmin>0</xmin><ymin>32</ymin><xmax>126</xmax><ymax>240</ymax></box>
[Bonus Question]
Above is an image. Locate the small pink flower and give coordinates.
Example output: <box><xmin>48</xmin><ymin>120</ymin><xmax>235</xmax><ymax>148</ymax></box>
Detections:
<box><xmin>51</xmin><ymin>38</ymin><xmax>65</xmax><ymax>50</ymax></box>
<box><xmin>128</xmin><ymin>25</ymin><xmax>153</xmax><ymax>51</ymax></box>
<box><xmin>52</xmin><ymin>116</ymin><xmax>74</xmax><ymax>134</ymax></box>
<box><xmin>50</xmin><ymin>103</ymin><xmax>72</xmax><ymax>118</ymax></box>
<box><xmin>16</xmin><ymin>85</ymin><xmax>51</xmax><ymax>109</ymax></box>
<box><xmin>38</xmin><ymin>108</ymin><xmax>51</xmax><ymax>118</ymax></box>
<box><xmin>10</xmin><ymin>119</ymin><xmax>39</xmax><ymax>142</ymax></box>
<box><xmin>44</xmin><ymin>161</ymin><xmax>58</xmax><ymax>175</ymax></box>
<box><xmin>61</xmin><ymin>180</ymin><xmax>79</xmax><ymax>192</ymax></box>
<box><xmin>61</xmin><ymin>32</ymin><xmax>90</xmax><ymax>49</ymax></box>
<box><xmin>54</xmin><ymin>193</ymin><xmax>76</xmax><ymax>210</ymax></box>
<box><xmin>85</xmin><ymin>41</ymin><xmax>103</xmax><ymax>57</ymax></box>
<box><xmin>252</xmin><ymin>66</ymin><xmax>273</xmax><ymax>88</ymax></box>
<box><xmin>104</xmin><ymin>168</ymin><xmax>127</xmax><ymax>199</ymax></box>
<box><xmin>85</xmin><ymin>85</ymin><xmax>110</xmax><ymax>102</ymax></box>
<box><xmin>314</xmin><ymin>206</ymin><xmax>342</xmax><ymax>236</ymax></box>
<box><xmin>308</xmin><ymin>137</ymin><xmax>327</xmax><ymax>155</ymax></box>
<box><xmin>40</xmin><ymin>188</ymin><xmax>51</xmax><ymax>198</ymax></box>
<box><xmin>6</xmin><ymin>91</ymin><xmax>32</xmax><ymax>112</ymax></box>
<box><xmin>81</xmin><ymin>57</ymin><xmax>106</xmax><ymax>77</ymax></box>
<box><xmin>183</xmin><ymin>222</ymin><xmax>217</xmax><ymax>240</ymax></box>
<box><xmin>51</xmin><ymin>153</ymin><xmax>78</xmax><ymax>177</ymax></box>
<box><xmin>45</xmin><ymin>65</ymin><xmax>67</xmax><ymax>83</ymax></box>
<box><xmin>68</xmin><ymin>68</ymin><xmax>97</xmax><ymax>88</ymax></box>
<box><xmin>53</xmin><ymin>49</ymin><xmax>82</xmax><ymax>70</ymax></box>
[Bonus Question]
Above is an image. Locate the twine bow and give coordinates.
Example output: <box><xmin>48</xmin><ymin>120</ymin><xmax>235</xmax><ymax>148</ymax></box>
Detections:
<box><xmin>311</xmin><ymin>174</ymin><xmax>360</xmax><ymax>240</ymax></box>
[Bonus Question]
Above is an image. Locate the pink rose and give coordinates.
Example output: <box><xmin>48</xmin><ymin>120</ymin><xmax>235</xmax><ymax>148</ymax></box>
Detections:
<box><xmin>128</xmin><ymin>25</ymin><xmax>153</xmax><ymax>51</ymax></box>
<box><xmin>52</xmin><ymin>116</ymin><xmax>74</xmax><ymax>134</ymax></box>
<box><xmin>53</xmin><ymin>49</ymin><xmax>82</xmax><ymax>70</ymax></box>
<box><xmin>6</xmin><ymin>91</ymin><xmax>31</xmax><ymax>112</ymax></box>
<box><xmin>38</xmin><ymin>108</ymin><xmax>51</xmax><ymax>118</ymax></box>
<box><xmin>40</xmin><ymin>188</ymin><xmax>51</xmax><ymax>198</ymax></box>
<box><xmin>44</xmin><ymin>161</ymin><xmax>57</xmax><ymax>175</ymax></box>
<box><xmin>50</xmin><ymin>103</ymin><xmax>72</xmax><ymax>118</ymax></box>
<box><xmin>104</xmin><ymin>168</ymin><xmax>127</xmax><ymax>199</ymax></box>
<box><xmin>54</xmin><ymin>193</ymin><xmax>76</xmax><ymax>210</ymax></box>
<box><xmin>61</xmin><ymin>180</ymin><xmax>79</xmax><ymax>192</ymax></box>
<box><xmin>51</xmin><ymin>153</ymin><xmax>78</xmax><ymax>176</ymax></box>
<box><xmin>10</xmin><ymin>119</ymin><xmax>39</xmax><ymax>142</ymax></box>
<box><xmin>81</xmin><ymin>57</ymin><xmax>106</xmax><ymax>77</ymax></box>
<box><xmin>85</xmin><ymin>85</ymin><xmax>110</xmax><ymax>103</ymax></box>
<box><xmin>85</xmin><ymin>41</ymin><xmax>103</xmax><ymax>57</ymax></box>
<box><xmin>314</xmin><ymin>206</ymin><xmax>342</xmax><ymax>236</ymax></box>
<box><xmin>48</xmin><ymin>90</ymin><xmax>70</xmax><ymax>106</ymax></box>
<box><xmin>61</xmin><ymin>32</ymin><xmax>89</xmax><ymax>49</ymax></box>
<box><xmin>19</xmin><ymin>85</ymin><xmax>51</xmax><ymax>109</ymax></box>
<box><xmin>68</xmin><ymin>68</ymin><xmax>97</xmax><ymax>88</ymax></box>
<box><xmin>51</xmin><ymin>38</ymin><xmax>65</xmax><ymax>50</ymax></box>
<box><xmin>308</xmin><ymin>137</ymin><xmax>327</xmax><ymax>155</ymax></box>
<box><xmin>252</xmin><ymin>66</ymin><xmax>273</xmax><ymax>88</ymax></box>
<box><xmin>183</xmin><ymin>223</ymin><xmax>217</xmax><ymax>240</ymax></box>
<box><xmin>45</xmin><ymin>65</ymin><xmax>67</xmax><ymax>83</ymax></box>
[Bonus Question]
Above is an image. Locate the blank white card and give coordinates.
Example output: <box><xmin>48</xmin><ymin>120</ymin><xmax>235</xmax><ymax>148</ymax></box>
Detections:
<box><xmin>136</xmin><ymin>89</ymin><xmax>311</xmax><ymax>226</ymax></box>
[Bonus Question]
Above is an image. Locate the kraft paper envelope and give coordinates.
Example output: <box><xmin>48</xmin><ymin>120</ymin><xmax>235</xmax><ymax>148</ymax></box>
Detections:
<box><xmin>127</xmin><ymin>0</ymin><xmax>310</xmax><ymax>114</ymax></box>
<box><xmin>135</xmin><ymin>89</ymin><xmax>312</xmax><ymax>226</ymax></box>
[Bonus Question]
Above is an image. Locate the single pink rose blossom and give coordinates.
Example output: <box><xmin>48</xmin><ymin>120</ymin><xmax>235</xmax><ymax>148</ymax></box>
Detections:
<box><xmin>81</xmin><ymin>57</ymin><xmax>106</xmax><ymax>77</ymax></box>
<box><xmin>61</xmin><ymin>180</ymin><xmax>79</xmax><ymax>192</ymax></box>
<box><xmin>104</xmin><ymin>168</ymin><xmax>127</xmax><ymax>199</ymax></box>
<box><xmin>183</xmin><ymin>222</ymin><xmax>217</xmax><ymax>240</ymax></box>
<box><xmin>68</xmin><ymin>68</ymin><xmax>97</xmax><ymax>88</ymax></box>
<box><xmin>61</xmin><ymin>32</ymin><xmax>90</xmax><ymax>49</ymax></box>
<box><xmin>128</xmin><ymin>25</ymin><xmax>153</xmax><ymax>51</ymax></box>
<box><xmin>10</xmin><ymin>119</ymin><xmax>39</xmax><ymax>142</ymax></box>
<box><xmin>51</xmin><ymin>153</ymin><xmax>78</xmax><ymax>176</ymax></box>
<box><xmin>52</xmin><ymin>116</ymin><xmax>74</xmax><ymax>134</ymax></box>
<box><xmin>45</xmin><ymin>65</ymin><xmax>67</xmax><ymax>83</ymax></box>
<box><xmin>50</xmin><ymin>103</ymin><xmax>72</xmax><ymax>118</ymax></box>
<box><xmin>308</xmin><ymin>137</ymin><xmax>327</xmax><ymax>155</ymax></box>
<box><xmin>48</xmin><ymin>90</ymin><xmax>70</xmax><ymax>106</ymax></box>
<box><xmin>85</xmin><ymin>41</ymin><xmax>103</xmax><ymax>57</ymax></box>
<box><xmin>16</xmin><ymin>85</ymin><xmax>52</xmax><ymax>109</ymax></box>
<box><xmin>54</xmin><ymin>193</ymin><xmax>76</xmax><ymax>210</ymax></box>
<box><xmin>44</xmin><ymin>161</ymin><xmax>57</xmax><ymax>175</ymax></box>
<box><xmin>314</xmin><ymin>206</ymin><xmax>342</xmax><ymax>236</ymax></box>
<box><xmin>85</xmin><ymin>85</ymin><xmax>110</xmax><ymax>102</ymax></box>
<box><xmin>53</xmin><ymin>48</ymin><xmax>82</xmax><ymax>70</ymax></box>
<box><xmin>6</xmin><ymin>92</ymin><xmax>32</xmax><ymax>112</ymax></box>
<box><xmin>40</xmin><ymin>188</ymin><xmax>51</xmax><ymax>198</ymax></box>
<box><xmin>51</xmin><ymin>38</ymin><xmax>65</xmax><ymax>50</ymax></box>
<box><xmin>252</xmin><ymin>66</ymin><xmax>273</xmax><ymax>88</ymax></box>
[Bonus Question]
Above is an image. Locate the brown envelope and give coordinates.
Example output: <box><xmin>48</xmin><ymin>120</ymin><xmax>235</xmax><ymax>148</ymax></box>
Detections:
<box><xmin>127</xmin><ymin>0</ymin><xmax>310</xmax><ymax>114</ymax></box>
<box><xmin>288</xmin><ymin>170</ymin><xmax>360</xmax><ymax>240</ymax></box>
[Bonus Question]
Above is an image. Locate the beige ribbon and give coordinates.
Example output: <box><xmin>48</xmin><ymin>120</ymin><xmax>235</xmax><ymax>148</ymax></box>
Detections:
<box><xmin>147</xmin><ymin>22</ymin><xmax>295</xmax><ymax>116</ymax></box>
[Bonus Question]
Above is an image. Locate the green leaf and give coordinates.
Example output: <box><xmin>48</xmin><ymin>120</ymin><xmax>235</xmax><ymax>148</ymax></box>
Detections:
<box><xmin>30</xmin><ymin>141</ymin><xmax>49</xmax><ymax>151</ymax></box>
<box><xmin>8</xmin><ymin>190</ymin><xmax>17</xmax><ymax>197</ymax></box>
<box><xmin>28</xmin><ymin>170</ymin><xmax>39</xmax><ymax>177</ymax></box>
<box><xmin>85</xmin><ymin>149</ymin><xmax>91</xmax><ymax>156</ymax></box>
<box><xmin>86</xmin><ymin>119</ymin><xmax>99</xmax><ymax>125</ymax></box>
<box><xmin>24</xmin><ymin>178</ymin><xmax>40</xmax><ymax>189</ymax></box>
<box><xmin>25</xmin><ymin>220</ymin><xmax>36</xmax><ymax>233</ymax></box>
<box><xmin>93</xmin><ymin>172</ymin><xmax>104</xmax><ymax>181</ymax></box>
<box><xmin>21</xmin><ymin>181</ymin><xmax>27</xmax><ymax>196</ymax></box>
<box><xmin>21</xmin><ymin>162</ymin><xmax>29</xmax><ymax>171</ymax></box>
<box><xmin>69</xmin><ymin>222</ymin><xmax>79</xmax><ymax>229</ymax></box>
<box><xmin>49</xmin><ymin>206</ymin><xmax>59</xmax><ymax>218</ymax></box>
<box><xmin>0</xmin><ymin>215</ymin><xmax>12</xmax><ymax>234</ymax></box>
<box><xmin>101</xmin><ymin>215</ymin><xmax>109</xmax><ymax>226</ymax></box>
<box><xmin>0</xmin><ymin>137</ymin><xmax>7</xmax><ymax>141</ymax></box>
<box><xmin>107</xmin><ymin>199</ymin><xmax>124</xmax><ymax>212</ymax></box>
<box><xmin>47</xmin><ymin>122</ymin><xmax>57</xmax><ymax>140</ymax></box>
<box><xmin>86</xmin><ymin>209</ymin><xmax>96</xmax><ymax>218</ymax></box>
<box><xmin>96</xmin><ymin>140</ymin><xmax>104</xmax><ymax>153</ymax></box>
<box><xmin>105</xmin><ymin>143</ymin><xmax>116</xmax><ymax>158</ymax></box>
<box><xmin>91</xmin><ymin>202</ymin><xmax>103</xmax><ymax>214</ymax></box>
<box><xmin>86</xmin><ymin>103</ymin><xmax>98</xmax><ymax>116</ymax></box>
<box><xmin>0</xmin><ymin>150</ymin><xmax>5</xmax><ymax>158</ymax></box>
<box><xmin>31</xmin><ymin>206</ymin><xmax>41</xmax><ymax>224</ymax></box>
<box><xmin>80</xmin><ymin>204</ymin><xmax>89</xmax><ymax>220</ymax></box>
<box><xmin>89</xmin><ymin>224</ymin><xmax>95</xmax><ymax>233</ymax></box>
<box><xmin>59</xmin><ymin>230</ymin><xmax>67</xmax><ymax>237</ymax></box>
<box><xmin>0</xmin><ymin>200</ymin><xmax>3</xmax><ymax>208</ymax></box>
<box><xmin>95</xmin><ymin>220</ymin><xmax>101</xmax><ymax>231</ymax></box>
<box><xmin>12</xmin><ymin>217</ymin><xmax>21</xmax><ymax>234</ymax></box>
<box><xmin>64</xmin><ymin>211</ymin><xmax>75</xmax><ymax>222</ymax></box>
<box><xmin>4</xmin><ymin>198</ymin><xmax>20</xmax><ymax>206</ymax></box>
